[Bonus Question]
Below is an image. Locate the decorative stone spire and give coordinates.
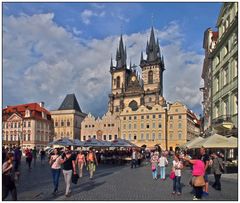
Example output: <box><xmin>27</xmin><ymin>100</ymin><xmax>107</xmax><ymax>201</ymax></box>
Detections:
<box><xmin>146</xmin><ymin>26</ymin><xmax>160</xmax><ymax>62</ymax></box>
<box><xmin>116</xmin><ymin>35</ymin><xmax>127</xmax><ymax>69</ymax></box>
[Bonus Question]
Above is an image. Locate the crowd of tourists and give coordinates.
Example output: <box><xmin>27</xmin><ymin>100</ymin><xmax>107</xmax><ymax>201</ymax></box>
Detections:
<box><xmin>148</xmin><ymin>147</ymin><xmax>225</xmax><ymax>200</ymax></box>
<box><xmin>2</xmin><ymin>144</ymin><xmax>225</xmax><ymax>200</ymax></box>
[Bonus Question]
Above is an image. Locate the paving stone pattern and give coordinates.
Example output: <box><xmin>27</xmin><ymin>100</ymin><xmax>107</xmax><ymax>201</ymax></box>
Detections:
<box><xmin>8</xmin><ymin>158</ymin><xmax>238</xmax><ymax>201</ymax></box>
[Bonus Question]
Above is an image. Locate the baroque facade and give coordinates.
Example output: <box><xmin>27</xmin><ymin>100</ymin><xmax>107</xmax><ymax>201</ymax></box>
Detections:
<box><xmin>50</xmin><ymin>94</ymin><xmax>87</xmax><ymax>140</ymax></box>
<box><xmin>2</xmin><ymin>102</ymin><xmax>54</xmax><ymax>150</ymax></box>
<box><xmin>202</xmin><ymin>2</ymin><xmax>238</xmax><ymax>136</ymax></box>
<box><xmin>81</xmin><ymin>27</ymin><xmax>200</xmax><ymax>149</ymax></box>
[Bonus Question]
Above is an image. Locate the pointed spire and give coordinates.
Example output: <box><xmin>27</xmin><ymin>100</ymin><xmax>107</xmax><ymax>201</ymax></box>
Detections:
<box><xmin>116</xmin><ymin>34</ymin><xmax>127</xmax><ymax>69</ymax></box>
<box><xmin>110</xmin><ymin>57</ymin><xmax>113</xmax><ymax>70</ymax></box>
<box><xmin>149</xmin><ymin>26</ymin><xmax>156</xmax><ymax>48</ymax></box>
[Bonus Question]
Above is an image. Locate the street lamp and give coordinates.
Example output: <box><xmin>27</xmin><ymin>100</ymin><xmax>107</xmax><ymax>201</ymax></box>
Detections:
<box><xmin>163</xmin><ymin>103</ymin><xmax>169</xmax><ymax>151</ymax></box>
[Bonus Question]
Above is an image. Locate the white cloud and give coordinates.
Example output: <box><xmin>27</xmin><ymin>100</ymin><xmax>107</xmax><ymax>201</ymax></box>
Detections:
<box><xmin>72</xmin><ymin>27</ymin><xmax>82</xmax><ymax>35</ymax></box>
<box><xmin>3</xmin><ymin>14</ymin><xmax>203</xmax><ymax>117</ymax></box>
<box><xmin>80</xmin><ymin>9</ymin><xmax>105</xmax><ymax>25</ymax></box>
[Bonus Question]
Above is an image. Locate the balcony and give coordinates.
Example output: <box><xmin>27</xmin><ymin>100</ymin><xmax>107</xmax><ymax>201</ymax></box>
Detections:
<box><xmin>212</xmin><ymin>115</ymin><xmax>234</xmax><ymax>131</ymax></box>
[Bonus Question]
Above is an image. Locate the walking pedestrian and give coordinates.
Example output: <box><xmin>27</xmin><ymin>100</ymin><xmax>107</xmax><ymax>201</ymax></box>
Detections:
<box><xmin>76</xmin><ymin>150</ymin><xmax>86</xmax><ymax>178</ymax></box>
<box><xmin>137</xmin><ymin>150</ymin><xmax>142</xmax><ymax>167</ymax></box>
<box><xmin>184</xmin><ymin>155</ymin><xmax>205</xmax><ymax>200</ymax></box>
<box><xmin>25</xmin><ymin>149</ymin><xmax>33</xmax><ymax>170</ymax></box>
<box><xmin>150</xmin><ymin>151</ymin><xmax>159</xmax><ymax>180</ymax></box>
<box><xmin>2</xmin><ymin>152</ymin><xmax>17</xmax><ymax>200</ymax></box>
<box><xmin>49</xmin><ymin>148</ymin><xmax>62</xmax><ymax>195</ymax></box>
<box><xmin>131</xmin><ymin>149</ymin><xmax>137</xmax><ymax>168</ymax></box>
<box><xmin>199</xmin><ymin>147</ymin><xmax>210</xmax><ymax>196</ymax></box>
<box><xmin>172</xmin><ymin>153</ymin><xmax>183</xmax><ymax>195</ymax></box>
<box><xmin>158</xmin><ymin>152</ymin><xmax>168</xmax><ymax>180</ymax></box>
<box><xmin>40</xmin><ymin>149</ymin><xmax>46</xmax><ymax>165</ymax></box>
<box><xmin>32</xmin><ymin>147</ymin><xmax>37</xmax><ymax>166</ymax></box>
<box><xmin>211</xmin><ymin>152</ymin><xmax>224</xmax><ymax>191</ymax></box>
<box><xmin>60</xmin><ymin>148</ymin><xmax>76</xmax><ymax>197</ymax></box>
<box><xmin>86</xmin><ymin>148</ymin><xmax>98</xmax><ymax>179</ymax></box>
<box><xmin>2</xmin><ymin>146</ymin><xmax>7</xmax><ymax>164</ymax></box>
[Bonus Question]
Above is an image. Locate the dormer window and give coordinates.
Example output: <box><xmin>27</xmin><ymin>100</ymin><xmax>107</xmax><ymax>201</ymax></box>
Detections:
<box><xmin>42</xmin><ymin>112</ymin><xmax>46</xmax><ymax>119</ymax></box>
<box><xmin>25</xmin><ymin>109</ymin><xmax>30</xmax><ymax>117</ymax></box>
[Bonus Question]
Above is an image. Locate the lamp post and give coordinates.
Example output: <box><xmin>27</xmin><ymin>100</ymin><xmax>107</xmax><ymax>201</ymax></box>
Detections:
<box><xmin>163</xmin><ymin>103</ymin><xmax>169</xmax><ymax>151</ymax></box>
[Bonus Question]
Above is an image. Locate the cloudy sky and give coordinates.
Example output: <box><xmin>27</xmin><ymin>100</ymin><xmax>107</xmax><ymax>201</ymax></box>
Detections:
<box><xmin>3</xmin><ymin>2</ymin><xmax>222</xmax><ymax>117</ymax></box>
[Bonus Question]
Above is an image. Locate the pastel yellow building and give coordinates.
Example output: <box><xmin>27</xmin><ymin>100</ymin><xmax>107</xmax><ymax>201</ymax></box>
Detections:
<box><xmin>51</xmin><ymin>94</ymin><xmax>87</xmax><ymax>140</ymax></box>
<box><xmin>120</xmin><ymin>102</ymin><xmax>200</xmax><ymax>150</ymax></box>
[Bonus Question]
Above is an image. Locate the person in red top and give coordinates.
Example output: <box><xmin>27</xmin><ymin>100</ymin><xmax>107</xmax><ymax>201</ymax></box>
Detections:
<box><xmin>184</xmin><ymin>155</ymin><xmax>205</xmax><ymax>200</ymax></box>
<box><xmin>25</xmin><ymin>149</ymin><xmax>33</xmax><ymax>170</ymax></box>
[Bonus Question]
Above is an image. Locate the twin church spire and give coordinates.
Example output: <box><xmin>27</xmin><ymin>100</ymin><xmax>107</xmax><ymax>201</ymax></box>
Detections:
<box><xmin>110</xmin><ymin>27</ymin><xmax>165</xmax><ymax>71</ymax></box>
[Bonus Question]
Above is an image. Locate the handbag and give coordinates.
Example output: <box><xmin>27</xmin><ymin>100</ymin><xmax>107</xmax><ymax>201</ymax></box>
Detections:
<box><xmin>71</xmin><ymin>173</ymin><xmax>79</xmax><ymax>184</ymax></box>
<box><xmin>151</xmin><ymin>164</ymin><xmax>156</xmax><ymax>171</ymax></box>
<box><xmin>169</xmin><ymin>171</ymin><xmax>175</xmax><ymax>179</ymax></box>
<box><xmin>217</xmin><ymin>158</ymin><xmax>225</xmax><ymax>173</ymax></box>
<box><xmin>192</xmin><ymin>176</ymin><xmax>205</xmax><ymax>187</ymax></box>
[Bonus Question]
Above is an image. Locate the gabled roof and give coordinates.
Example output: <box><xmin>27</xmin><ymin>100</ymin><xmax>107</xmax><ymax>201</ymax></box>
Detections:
<box><xmin>58</xmin><ymin>94</ymin><xmax>82</xmax><ymax>112</ymax></box>
<box><xmin>3</xmin><ymin>103</ymin><xmax>51</xmax><ymax>121</ymax></box>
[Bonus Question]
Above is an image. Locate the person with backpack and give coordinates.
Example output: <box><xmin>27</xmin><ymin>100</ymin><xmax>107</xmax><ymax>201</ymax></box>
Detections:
<box><xmin>25</xmin><ymin>149</ymin><xmax>33</xmax><ymax>170</ymax></box>
<box><xmin>86</xmin><ymin>148</ymin><xmax>98</xmax><ymax>179</ymax></box>
<box><xmin>49</xmin><ymin>148</ymin><xmax>62</xmax><ymax>195</ymax></box>
<box><xmin>2</xmin><ymin>152</ymin><xmax>17</xmax><ymax>200</ymax></box>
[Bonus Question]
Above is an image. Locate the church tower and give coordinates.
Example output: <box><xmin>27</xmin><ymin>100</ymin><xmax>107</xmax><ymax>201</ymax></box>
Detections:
<box><xmin>140</xmin><ymin>27</ymin><xmax>165</xmax><ymax>107</ymax></box>
<box><xmin>109</xmin><ymin>35</ymin><xmax>127</xmax><ymax>113</ymax></box>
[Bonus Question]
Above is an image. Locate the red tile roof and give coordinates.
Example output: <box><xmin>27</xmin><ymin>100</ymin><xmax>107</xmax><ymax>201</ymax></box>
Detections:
<box><xmin>3</xmin><ymin>103</ymin><xmax>51</xmax><ymax>121</ymax></box>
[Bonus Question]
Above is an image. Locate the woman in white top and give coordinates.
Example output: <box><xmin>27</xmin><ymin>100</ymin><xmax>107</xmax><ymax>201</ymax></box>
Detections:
<box><xmin>158</xmin><ymin>152</ymin><xmax>168</xmax><ymax>180</ymax></box>
<box><xmin>172</xmin><ymin>153</ymin><xmax>183</xmax><ymax>195</ymax></box>
<box><xmin>49</xmin><ymin>148</ymin><xmax>62</xmax><ymax>195</ymax></box>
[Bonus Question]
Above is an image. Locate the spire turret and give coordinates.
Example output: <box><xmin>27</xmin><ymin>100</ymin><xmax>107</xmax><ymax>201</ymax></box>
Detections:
<box><xmin>146</xmin><ymin>27</ymin><xmax>160</xmax><ymax>62</ymax></box>
<box><xmin>115</xmin><ymin>34</ymin><xmax>127</xmax><ymax>69</ymax></box>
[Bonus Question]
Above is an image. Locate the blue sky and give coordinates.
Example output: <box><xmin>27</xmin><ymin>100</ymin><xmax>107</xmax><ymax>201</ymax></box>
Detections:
<box><xmin>3</xmin><ymin>2</ymin><xmax>222</xmax><ymax>117</ymax></box>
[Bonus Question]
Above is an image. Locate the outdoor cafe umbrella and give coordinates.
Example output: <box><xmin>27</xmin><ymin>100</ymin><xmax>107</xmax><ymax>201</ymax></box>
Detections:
<box><xmin>227</xmin><ymin>136</ymin><xmax>238</xmax><ymax>148</ymax></box>
<box><xmin>83</xmin><ymin>138</ymin><xmax>109</xmax><ymax>147</ymax></box>
<box><xmin>72</xmin><ymin>139</ymin><xmax>84</xmax><ymax>147</ymax></box>
<box><xmin>190</xmin><ymin>134</ymin><xmax>234</xmax><ymax>149</ymax></box>
<box><xmin>111</xmin><ymin>138</ymin><xmax>138</xmax><ymax>148</ymax></box>
<box><xmin>179</xmin><ymin>136</ymin><xmax>204</xmax><ymax>149</ymax></box>
<box><xmin>47</xmin><ymin>137</ymin><xmax>74</xmax><ymax>146</ymax></box>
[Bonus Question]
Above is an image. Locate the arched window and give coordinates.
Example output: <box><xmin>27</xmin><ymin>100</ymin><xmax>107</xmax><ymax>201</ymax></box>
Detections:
<box><xmin>116</xmin><ymin>76</ymin><xmax>120</xmax><ymax>88</ymax></box>
<box><xmin>148</xmin><ymin>70</ymin><xmax>153</xmax><ymax>84</ymax></box>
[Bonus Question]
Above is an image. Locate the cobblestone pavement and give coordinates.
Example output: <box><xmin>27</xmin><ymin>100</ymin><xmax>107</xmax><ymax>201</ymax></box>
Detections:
<box><xmin>8</xmin><ymin>158</ymin><xmax>238</xmax><ymax>201</ymax></box>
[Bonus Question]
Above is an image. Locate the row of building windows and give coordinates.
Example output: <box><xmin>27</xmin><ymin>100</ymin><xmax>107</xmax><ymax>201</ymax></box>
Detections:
<box><xmin>122</xmin><ymin>132</ymin><xmax>182</xmax><ymax>141</ymax></box>
<box><xmin>55</xmin><ymin>121</ymin><xmax>71</xmax><ymax>127</ymax></box>
<box><xmin>122</xmin><ymin>122</ymin><xmax>182</xmax><ymax>129</ymax></box>
<box><xmin>3</xmin><ymin>121</ymin><xmax>31</xmax><ymax>129</ymax></box>
<box><xmin>122</xmin><ymin>114</ymin><xmax>182</xmax><ymax>120</ymax></box>
<box><xmin>82</xmin><ymin>134</ymin><xmax>118</xmax><ymax>141</ymax></box>
<box><xmin>84</xmin><ymin>123</ymin><xmax>115</xmax><ymax>128</ymax></box>
<box><xmin>214</xmin><ymin>94</ymin><xmax>238</xmax><ymax>117</ymax></box>
<box><xmin>214</xmin><ymin>59</ymin><xmax>238</xmax><ymax>92</ymax></box>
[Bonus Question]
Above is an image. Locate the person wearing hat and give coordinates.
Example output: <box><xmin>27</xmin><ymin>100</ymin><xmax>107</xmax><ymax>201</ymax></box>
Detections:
<box><xmin>60</xmin><ymin>148</ymin><xmax>76</xmax><ymax>197</ymax></box>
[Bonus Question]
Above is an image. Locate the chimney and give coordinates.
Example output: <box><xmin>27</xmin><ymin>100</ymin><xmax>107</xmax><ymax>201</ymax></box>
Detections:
<box><xmin>39</xmin><ymin>102</ymin><xmax>44</xmax><ymax>108</ymax></box>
